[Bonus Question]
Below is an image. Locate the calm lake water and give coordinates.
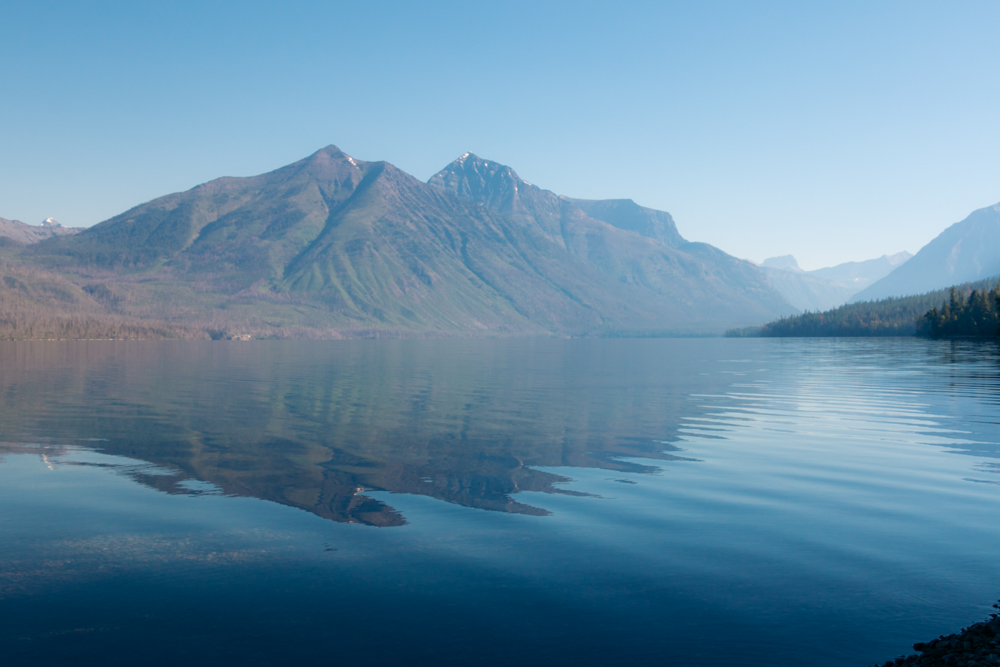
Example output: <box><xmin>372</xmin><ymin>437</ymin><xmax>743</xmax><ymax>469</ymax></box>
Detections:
<box><xmin>1</xmin><ymin>338</ymin><xmax>998</xmax><ymax>666</ymax></box>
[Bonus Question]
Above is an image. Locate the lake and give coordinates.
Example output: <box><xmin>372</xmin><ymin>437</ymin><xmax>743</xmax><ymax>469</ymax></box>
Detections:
<box><xmin>1</xmin><ymin>338</ymin><xmax>998</xmax><ymax>666</ymax></box>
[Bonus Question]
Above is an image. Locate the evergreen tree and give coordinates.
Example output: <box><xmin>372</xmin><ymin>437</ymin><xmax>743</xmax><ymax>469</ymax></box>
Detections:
<box><xmin>920</xmin><ymin>285</ymin><xmax>1000</xmax><ymax>338</ymax></box>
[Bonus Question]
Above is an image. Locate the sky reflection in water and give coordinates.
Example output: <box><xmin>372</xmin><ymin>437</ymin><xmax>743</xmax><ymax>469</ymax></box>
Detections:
<box><xmin>1</xmin><ymin>338</ymin><xmax>999</xmax><ymax>666</ymax></box>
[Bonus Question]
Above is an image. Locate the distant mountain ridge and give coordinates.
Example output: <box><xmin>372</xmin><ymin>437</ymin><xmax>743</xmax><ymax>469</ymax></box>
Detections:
<box><xmin>761</xmin><ymin>255</ymin><xmax>802</xmax><ymax>272</ymax></box>
<box><xmin>851</xmin><ymin>204</ymin><xmax>1000</xmax><ymax>302</ymax></box>
<box><xmin>811</xmin><ymin>251</ymin><xmax>911</xmax><ymax>288</ymax></box>
<box><xmin>758</xmin><ymin>268</ymin><xmax>855</xmax><ymax>312</ymax></box>
<box><xmin>756</xmin><ymin>251</ymin><xmax>912</xmax><ymax>312</ymax></box>
<box><xmin>16</xmin><ymin>146</ymin><xmax>797</xmax><ymax>338</ymax></box>
<box><xmin>0</xmin><ymin>216</ymin><xmax>79</xmax><ymax>245</ymax></box>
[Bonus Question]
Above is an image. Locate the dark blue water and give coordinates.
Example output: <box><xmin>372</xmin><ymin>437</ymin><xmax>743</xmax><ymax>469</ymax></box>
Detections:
<box><xmin>1</xmin><ymin>338</ymin><xmax>998</xmax><ymax>666</ymax></box>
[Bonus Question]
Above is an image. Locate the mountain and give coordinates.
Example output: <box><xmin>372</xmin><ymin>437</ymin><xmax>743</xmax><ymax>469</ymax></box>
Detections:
<box><xmin>22</xmin><ymin>146</ymin><xmax>796</xmax><ymax>337</ymax></box>
<box><xmin>561</xmin><ymin>198</ymin><xmax>686</xmax><ymax>247</ymax></box>
<box><xmin>758</xmin><ymin>255</ymin><xmax>854</xmax><ymax>312</ymax></box>
<box><xmin>0</xmin><ymin>216</ymin><xmax>79</xmax><ymax>245</ymax></box>
<box><xmin>851</xmin><ymin>204</ymin><xmax>1000</xmax><ymax>302</ymax></box>
<box><xmin>428</xmin><ymin>153</ymin><xmax>690</xmax><ymax>247</ymax></box>
<box><xmin>758</xmin><ymin>267</ymin><xmax>856</xmax><ymax>312</ymax></box>
<box><xmin>428</xmin><ymin>153</ymin><xmax>794</xmax><ymax>330</ymax></box>
<box><xmin>810</xmin><ymin>252</ymin><xmax>911</xmax><ymax>290</ymax></box>
<box><xmin>755</xmin><ymin>252</ymin><xmax>912</xmax><ymax>312</ymax></box>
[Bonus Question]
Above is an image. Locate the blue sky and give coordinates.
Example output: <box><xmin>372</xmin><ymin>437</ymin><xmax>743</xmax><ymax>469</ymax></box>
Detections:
<box><xmin>2</xmin><ymin>1</ymin><xmax>998</xmax><ymax>269</ymax></box>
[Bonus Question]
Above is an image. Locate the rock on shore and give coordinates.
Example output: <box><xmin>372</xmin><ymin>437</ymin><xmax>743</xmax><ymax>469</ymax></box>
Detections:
<box><xmin>873</xmin><ymin>603</ymin><xmax>1000</xmax><ymax>666</ymax></box>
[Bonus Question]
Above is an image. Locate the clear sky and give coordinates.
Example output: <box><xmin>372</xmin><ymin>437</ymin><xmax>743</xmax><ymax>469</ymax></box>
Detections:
<box><xmin>2</xmin><ymin>1</ymin><xmax>999</xmax><ymax>270</ymax></box>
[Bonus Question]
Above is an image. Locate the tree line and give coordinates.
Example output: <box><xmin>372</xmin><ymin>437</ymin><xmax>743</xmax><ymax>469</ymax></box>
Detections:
<box><xmin>919</xmin><ymin>285</ymin><xmax>1000</xmax><ymax>338</ymax></box>
<box><xmin>727</xmin><ymin>277</ymin><xmax>1000</xmax><ymax>339</ymax></box>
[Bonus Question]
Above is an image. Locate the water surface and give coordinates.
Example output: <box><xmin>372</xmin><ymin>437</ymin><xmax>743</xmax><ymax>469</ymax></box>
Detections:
<box><xmin>1</xmin><ymin>338</ymin><xmax>998</xmax><ymax>666</ymax></box>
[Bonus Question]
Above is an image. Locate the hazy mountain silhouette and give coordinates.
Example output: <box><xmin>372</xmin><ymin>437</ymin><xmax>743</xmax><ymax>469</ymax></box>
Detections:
<box><xmin>851</xmin><ymin>204</ymin><xmax>1000</xmax><ymax>302</ymax></box>
<box><xmin>810</xmin><ymin>252</ymin><xmax>911</xmax><ymax>289</ymax></box>
<box><xmin>761</xmin><ymin>255</ymin><xmax>802</xmax><ymax>272</ymax></box>
<box><xmin>758</xmin><ymin>252</ymin><xmax>912</xmax><ymax>312</ymax></box>
<box><xmin>759</xmin><ymin>268</ymin><xmax>854</xmax><ymax>312</ymax></box>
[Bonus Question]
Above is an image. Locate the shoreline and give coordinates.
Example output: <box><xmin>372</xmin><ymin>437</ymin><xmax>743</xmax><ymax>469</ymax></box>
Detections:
<box><xmin>872</xmin><ymin>603</ymin><xmax>1000</xmax><ymax>666</ymax></box>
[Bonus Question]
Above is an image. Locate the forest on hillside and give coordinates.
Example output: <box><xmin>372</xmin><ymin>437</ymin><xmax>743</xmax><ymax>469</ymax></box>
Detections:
<box><xmin>727</xmin><ymin>277</ymin><xmax>1000</xmax><ymax>339</ymax></box>
<box><xmin>0</xmin><ymin>262</ymin><xmax>199</xmax><ymax>341</ymax></box>
<box><xmin>920</xmin><ymin>285</ymin><xmax>1000</xmax><ymax>338</ymax></box>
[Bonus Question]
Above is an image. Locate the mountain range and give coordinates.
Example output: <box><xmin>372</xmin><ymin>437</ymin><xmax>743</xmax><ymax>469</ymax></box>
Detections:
<box><xmin>760</xmin><ymin>200</ymin><xmax>1000</xmax><ymax>309</ymax></box>
<box><xmin>758</xmin><ymin>252</ymin><xmax>912</xmax><ymax>311</ymax></box>
<box><xmin>1</xmin><ymin>146</ymin><xmax>797</xmax><ymax>338</ymax></box>
<box><xmin>5</xmin><ymin>145</ymin><xmax>995</xmax><ymax>339</ymax></box>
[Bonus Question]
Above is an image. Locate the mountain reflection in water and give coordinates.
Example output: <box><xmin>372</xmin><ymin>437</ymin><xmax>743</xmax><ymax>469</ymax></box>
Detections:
<box><xmin>3</xmin><ymin>339</ymin><xmax>1000</xmax><ymax>667</ymax></box>
<box><xmin>0</xmin><ymin>339</ymin><xmax>725</xmax><ymax>526</ymax></box>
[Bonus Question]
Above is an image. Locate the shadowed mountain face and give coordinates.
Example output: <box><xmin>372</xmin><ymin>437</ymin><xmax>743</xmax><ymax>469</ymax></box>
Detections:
<box><xmin>23</xmin><ymin>146</ymin><xmax>795</xmax><ymax>336</ymax></box>
<box><xmin>851</xmin><ymin>204</ymin><xmax>1000</xmax><ymax>302</ymax></box>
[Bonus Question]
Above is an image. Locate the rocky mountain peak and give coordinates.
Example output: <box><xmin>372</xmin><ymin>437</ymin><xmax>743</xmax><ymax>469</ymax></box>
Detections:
<box><xmin>302</xmin><ymin>144</ymin><xmax>363</xmax><ymax>170</ymax></box>
<box><xmin>431</xmin><ymin>153</ymin><xmax>526</xmax><ymax>194</ymax></box>
<box><xmin>427</xmin><ymin>154</ymin><xmax>539</xmax><ymax>220</ymax></box>
<box><xmin>280</xmin><ymin>144</ymin><xmax>371</xmax><ymax>201</ymax></box>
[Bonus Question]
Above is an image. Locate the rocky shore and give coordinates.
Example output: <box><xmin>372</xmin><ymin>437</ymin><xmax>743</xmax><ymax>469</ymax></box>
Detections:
<box><xmin>873</xmin><ymin>603</ymin><xmax>1000</xmax><ymax>666</ymax></box>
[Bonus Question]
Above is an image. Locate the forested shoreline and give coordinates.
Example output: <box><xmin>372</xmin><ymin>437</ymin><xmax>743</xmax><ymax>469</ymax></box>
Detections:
<box><xmin>921</xmin><ymin>285</ymin><xmax>1000</xmax><ymax>338</ymax></box>
<box><xmin>727</xmin><ymin>277</ymin><xmax>1000</xmax><ymax>339</ymax></box>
